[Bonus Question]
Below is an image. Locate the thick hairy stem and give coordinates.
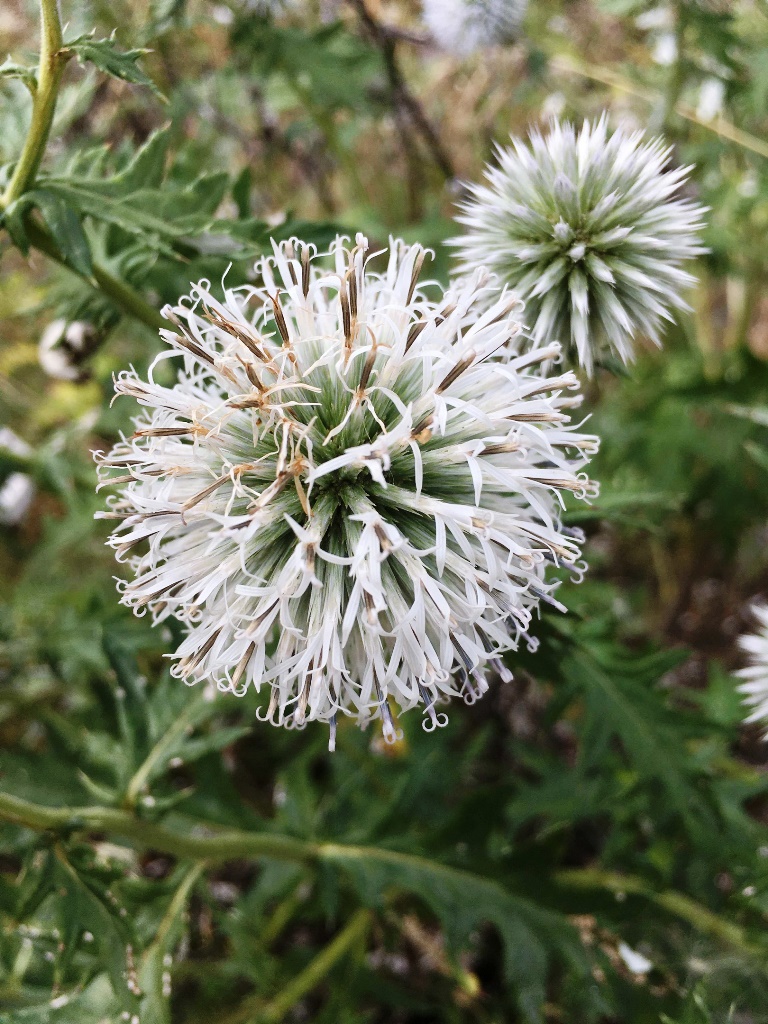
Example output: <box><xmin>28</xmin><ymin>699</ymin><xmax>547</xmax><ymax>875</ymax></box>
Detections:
<box><xmin>0</xmin><ymin>788</ymin><xmax>760</xmax><ymax>959</ymax></box>
<box><xmin>1</xmin><ymin>0</ymin><xmax>68</xmax><ymax>208</ymax></box>
<box><xmin>0</xmin><ymin>789</ymin><xmax>316</xmax><ymax>863</ymax></box>
<box><xmin>25</xmin><ymin>217</ymin><xmax>167</xmax><ymax>332</ymax></box>
<box><xmin>0</xmin><ymin>3</ymin><xmax>164</xmax><ymax>335</ymax></box>
<box><xmin>346</xmin><ymin>0</ymin><xmax>455</xmax><ymax>181</ymax></box>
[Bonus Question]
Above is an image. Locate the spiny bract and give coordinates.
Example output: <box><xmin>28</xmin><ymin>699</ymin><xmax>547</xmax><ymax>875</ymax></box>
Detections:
<box><xmin>453</xmin><ymin>116</ymin><xmax>706</xmax><ymax>375</ymax></box>
<box><xmin>422</xmin><ymin>0</ymin><xmax>527</xmax><ymax>55</ymax></box>
<box><xmin>96</xmin><ymin>236</ymin><xmax>598</xmax><ymax>749</ymax></box>
<box><xmin>737</xmin><ymin>603</ymin><xmax>768</xmax><ymax>739</ymax></box>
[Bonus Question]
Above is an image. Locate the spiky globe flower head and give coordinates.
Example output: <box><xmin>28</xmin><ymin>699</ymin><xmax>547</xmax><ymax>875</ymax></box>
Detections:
<box><xmin>453</xmin><ymin>116</ymin><xmax>707</xmax><ymax>375</ymax></box>
<box><xmin>422</xmin><ymin>0</ymin><xmax>527</xmax><ymax>55</ymax></box>
<box><xmin>736</xmin><ymin>603</ymin><xmax>768</xmax><ymax>738</ymax></box>
<box><xmin>95</xmin><ymin>236</ymin><xmax>598</xmax><ymax>750</ymax></box>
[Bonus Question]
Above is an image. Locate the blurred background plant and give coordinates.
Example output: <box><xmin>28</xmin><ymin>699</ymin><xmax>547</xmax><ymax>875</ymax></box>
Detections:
<box><xmin>1</xmin><ymin>0</ymin><xmax>768</xmax><ymax>1021</ymax></box>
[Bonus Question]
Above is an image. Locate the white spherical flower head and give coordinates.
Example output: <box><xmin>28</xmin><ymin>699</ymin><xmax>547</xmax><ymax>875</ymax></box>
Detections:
<box><xmin>737</xmin><ymin>603</ymin><xmax>768</xmax><ymax>738</ymax></box>
<box><xmin>453</xmin><ymin>116</ymin><xmax>706</xmax><ymax>375</ymax></box>
<box><xmin>423</xmin><ymin>0</ymin><xmax>527</xmax><ymax>55</ymax></box>
<box><xmin>96</xmin><ymin>236</ymin><xmax>598</xmax><ymax>750</ymax></box>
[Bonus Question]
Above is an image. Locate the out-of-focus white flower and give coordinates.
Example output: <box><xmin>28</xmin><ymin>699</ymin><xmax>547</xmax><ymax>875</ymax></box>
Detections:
<box><xmin>652</xmin><ymin>31</ymin><xmax>677</xmax><ymax>65</ymax></box>
<box><xmin>541</xmin><ymin>92</ymin><xmax>566</xmax><ymax>120</ymax></box>
<box><xmin>635</xmin><ymin>5</ymin><xmax>673</xmax><ymax>31</ymax></box>
<box><xmin>696</xmin><ymin>78</ymin><xmax>726</xmax><ymax>122</ymax></box>
<box><xmin>96</xmin><ymin>235</ymin><xmax>598</xmax><ymax>749</ymax></box>
<box><xmin>0</xmin><ymin>427</ymin><xmax>34</xmax><ymax>527</ymax></box>
<box><xmin>617</xmin><ymin>943</ymin><xmax>653</xmax><ymax>975</ymax></box>
<box><xmin>39</xmin><ymin>319</ymin><xmax>98</xmax><ymax>381</ymax></box>
<box><xmin>422</xmin><ymin>0</ymin><xmax>527</xmax><ymax>55</ymax></box>
<box><xmin>452</xmin><ymin>116</ymin><xmax>706</xmax><ymax>375</ymax></box>
<box><xmin>211</xmin><ymin>5</ymin><xmax>235</xmax><ymax>26</ymax></box>
<box><xmin>737</xmin><ymin>603</ymin><xmax>768</xmax><ymax>738</ymax></box>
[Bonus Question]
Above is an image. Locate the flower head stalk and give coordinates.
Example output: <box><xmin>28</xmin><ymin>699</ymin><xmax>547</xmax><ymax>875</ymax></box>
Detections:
<box><xmin>453</xmin><ymin>115</ymin><xmax>706</xmax><ymax>374</ymax></box>
<box><xmin>96</xmin><ymin>236</ymin><xmax>598</xmax><ymax>749</ymax></box>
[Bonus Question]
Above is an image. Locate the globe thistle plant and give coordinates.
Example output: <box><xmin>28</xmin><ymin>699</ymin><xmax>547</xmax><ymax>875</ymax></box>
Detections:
<box><xmin>96</xmin><ymin>236</ymin><xmax>598</xmax><ymax>749</ymax></box>
<box><xmin>736</xmin><ymin>603</ymin><xmax>768</xmax><ymax>738</ymax></box>
<box><xmin>422</xmin><ymin>0</ymin><xmax>527</xmax><ymax>55</ymax></box>
<box><xmin>453</xmin><ymin>116</ymin><xmax>706</xmax><ymax>375</ymax></box>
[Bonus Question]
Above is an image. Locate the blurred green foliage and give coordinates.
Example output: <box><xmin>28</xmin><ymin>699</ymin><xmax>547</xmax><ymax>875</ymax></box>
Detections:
<box><xmin>1</xmin><ymin>0</ymin><xmax>768</xmax><ymax>1022</ymax></box>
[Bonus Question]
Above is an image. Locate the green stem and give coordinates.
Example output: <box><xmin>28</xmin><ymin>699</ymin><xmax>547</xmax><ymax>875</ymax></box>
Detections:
<box><xmin>556</xmin><ymin>868</ymin><xmax>761</xmax><ymax>957</ymax></box>
<box><xmin>218</xmin><ymin>909</ymin><xmax>371</xmax><ymax>1024</ymax></box>
<box><xmin>153</xmin><ymin>863</ymin><xmax>205</xmax><ymax>950</ymax></box>
<box><xmin>25</xmin><ymin>217</ymin><xmax>167</xmax><ymax>332</ymax></box>
<box><xmin>260</xmin><ymin>880</ymin><xmax>310</xmax><ymax>949</ymax></box>
<box><xmin>124</xmin><ymin>691</ymin><xmax>209</xmax><ymax>809</ymax></box>
<box><xmin>0</xmin><ymin>789</ymin><xmax>316</xmax><ymax>863</ymax></box>
<box><xmin>0</xmin><ymin>789</ymin><xmax>760</xmax><ymax>960</ymax></box>
<box><xmin>1</xmin><ymin>0</ymin><xmax>68</xmax><ymax>208</ymax></box>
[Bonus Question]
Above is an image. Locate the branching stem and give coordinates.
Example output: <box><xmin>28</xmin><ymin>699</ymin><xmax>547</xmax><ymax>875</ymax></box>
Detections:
<box><xmin>346</xmin><ymin>0</ymin><xmax>455</xmax><ymax>181</ymax></box>
<box><xmin>0</xmin><ymin>788</ymin><xmax>760</xmax><ymax>959</ymax></box>
<box><xmin>0</xmin><ymin>1</ymin><xmax>165</xmax><ymax>335</ymax></box>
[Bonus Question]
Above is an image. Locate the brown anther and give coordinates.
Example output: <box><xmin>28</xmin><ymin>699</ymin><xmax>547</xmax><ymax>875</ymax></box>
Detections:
<box><xmin>103</xmin><ymin>473</ymin><xmax>136</xmax><ymax>486</ymax></box>
<box><xmin>228</xmin><ymin>394</ymin><xmax>265</xmax><ymax>410</ymax></box>
<box><xmin>133</xmin><ymin>426</ymin><xmax>198</xmax><ymax>439</ymax></box>
<box><xmin>411</xmin><ymin>414</ymin><xmax>433</xmax><ymax>444</ymax></box>
<box><xmin>236</xmin><ymin>354</ymin><xmax>265</xmax><ymax>390</ymax></box>
<box><xmin>270</xmin><ymin>293</ymin><xmax>291</xmax><ymax>346</ymax></box>
<box><xmin>358</xmin><ymin>341</ymin><xmax>377</xmax><ymax>392</ymax></box>
<box><xmin>266</xmin><ymin>686</ymin><xmax>279</xmax><ymax>719</ymax></box>
<box><xmin>346</xmin><ymin>266</ymin><xmax>358</xmax><ymax>321</ymax></box>
<box><xmin>294</xmin><ymin>473</ymin><xmax>311</xmax><ymax>517</ymax></box>
<box><xmin>301</xmin><ymin>246</ymin><xmax>311</xmax><ymax>298</ymax></box>
<box><xmin>363</xmin><ymin>591</ymin><xmax>378</xmax><ymax>624</ymax></box>
<box><xmin>295</xmin><ymin>674</ymin><xmax>311</xmax><ymax>723</ymax></box>
<box><xmin>285</xmin><ymin>243</ymin><xmax>299</xmax><ymax>287</ymax></box>
<box><xmin>207</xmin><ymin>310</ymin><xmax>269</xmax><ymax>362</ymax></box>
<box><xmin>435</xmin><ymin>303</ymin><xmax>456</xmax><ymax>326</ymax></box>
<box><xmin>479</xmin><ymin>442</ymin><xmax>520</xmax><ymax>456</ymax></box>
<box><xmin>407</xmin><ymin>248</ymin><xmax>428</xmax><ymax>305</ymax></box>
<box><xmin>231</xmin><ymin>642</ymin><xmax>256</xmax><ymax>688</ymax></box>
<box><xmin>304</xmin><ymin>542</ymin><xmax>316</xmax><ymax>576</ymax></box>
<box><xmin>187</xmin><ymin>628</ymin><xmax>222</xmax><ymax>671</ymax></box>
<box><xmin>436</xmin><ymin>351</ymin><xmax>476</xmax><ymax>394</ymax></box>
<box><xmin>174</xmin><ymin>334</ymin><xmax>214</xmax><ymax>366</ymax></box>
<box><xmin>181</xmin><ymin>472</ymin><xmax>231</xmax><ymax>513</ymax></box>
<box><xmin>373</xmin><ymin>522</ymin><xmax>392</xmax><ymax>551</ymax></box>
<box><xmin>507</xmin><ymin>412</ymin><xmax>560</xmax><ymax>423</ymax></box>
<box><xmin>245</xmin><ymin>598</ymin><xmax>279</xmax><ymax>633</ymax></box>
<box><xmin>339</xmin><ymin>281</ymin><xmax>352</xmax><ymax>347</ymax></box>
<box><xmin>115</xmin><ymin>537</ymin><xmax>145</xmax><ymax>559</ymax></box>
<box><xmin>249</xmin><ymin>472</ymin><xmax>291</xmax><ymax>511</ymax></box>
<box><xmin>405</xmin><ymin>320</ymin><xmax>427</xmax><ymax>352</ymax></box>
